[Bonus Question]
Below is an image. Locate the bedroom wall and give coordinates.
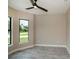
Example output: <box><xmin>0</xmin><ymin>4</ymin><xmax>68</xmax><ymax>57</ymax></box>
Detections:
<box><xmin>35</xmin><ymin>14</ymin><xmax>67</xmax><ymax>46</ymax></box>
<box><xmin>8</xmin><ymin>7</ymin><xmax>34</xmax><ymax>53</ymax></box>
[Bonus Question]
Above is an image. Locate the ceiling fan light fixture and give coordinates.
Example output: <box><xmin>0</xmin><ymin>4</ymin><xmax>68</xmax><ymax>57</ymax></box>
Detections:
<box><xmin>34</xmin><ymin>6</ymin><xmax>37</xmax><ymax>8</ymax></box>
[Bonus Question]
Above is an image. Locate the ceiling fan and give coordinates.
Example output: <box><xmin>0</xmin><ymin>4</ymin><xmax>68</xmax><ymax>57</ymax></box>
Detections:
<box><xmin>26</xmin><ymin>0</ymin><xmax>48</xmax><ymax>12</ymax></box>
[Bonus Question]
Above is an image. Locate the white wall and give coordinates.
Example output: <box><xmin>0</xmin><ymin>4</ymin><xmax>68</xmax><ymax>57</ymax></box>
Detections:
<box><xmin>35</xmin><ymin>14</ymin><xmax>67</xmax><ymax>46</ymax></box>
<box><xmin>8</xmin><ymin>7</ymin><xmax>34</xmax><ymax>53</ymax></box>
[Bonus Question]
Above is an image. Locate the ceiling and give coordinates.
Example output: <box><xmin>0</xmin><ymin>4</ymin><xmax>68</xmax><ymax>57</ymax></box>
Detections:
<box><xmin>8</xmin><ymin>0</ymin><xmax>70</xmax><ymax>15</ymax></box>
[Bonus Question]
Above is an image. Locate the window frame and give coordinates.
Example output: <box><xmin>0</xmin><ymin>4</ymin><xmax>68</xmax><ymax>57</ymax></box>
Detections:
<box><xmin>8</xmin><ymin>16</ymin><xmax>12</xmax><ymax>45</ymax></box>
<box><xmin>19</xmin><ymin>19</ymin><xmax>29</xmax><ymax>44</ymax></box>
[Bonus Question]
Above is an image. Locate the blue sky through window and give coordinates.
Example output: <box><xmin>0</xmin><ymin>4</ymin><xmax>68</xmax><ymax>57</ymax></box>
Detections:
<box><xmin>20</xmin><ymin>20</ymin><xmax>28</xmax><ymax>26</ymax></box>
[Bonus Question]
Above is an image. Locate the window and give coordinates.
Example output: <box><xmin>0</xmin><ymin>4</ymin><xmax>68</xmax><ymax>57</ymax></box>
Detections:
<box><xmin>8</xmin><ymin>17</ymin><xmax>11</xmax><ymax>45</ymax></box>
<box><xmin>19</xmin><ymin>20</ymin><xmax>29</xmax><ymax>44</ymax></box>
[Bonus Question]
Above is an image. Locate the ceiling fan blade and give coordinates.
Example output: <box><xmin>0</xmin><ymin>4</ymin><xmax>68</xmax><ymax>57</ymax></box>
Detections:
<box><xmin>30</xmin><ymin>0</ymin><xmax>34</xmax><ymax>6</ymax></box>
<box><xmin>36</xmin><ymin>5</ymin><xmax>48</xmax><ymax>12</ymax></box>
<box><xmin>26</xmin><ymin>7</ymin><xmax>34</xmax><ymax>10</ymax></box>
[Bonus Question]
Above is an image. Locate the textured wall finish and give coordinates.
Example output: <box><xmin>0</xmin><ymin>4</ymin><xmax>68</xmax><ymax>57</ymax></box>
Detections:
<box><xmin>35</xmin><ymin>14</ymin><xmax>67</xmax><ymax>46</ymax></box>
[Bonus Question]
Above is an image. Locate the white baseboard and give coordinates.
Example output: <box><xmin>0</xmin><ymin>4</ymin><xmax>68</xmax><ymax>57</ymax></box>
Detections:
<box><xmin>35</xmin><ymin>44</ymin><xmax>67</xmax><ymax>48</ymax></box>
<box><xmin>8</xmin><ymin>45</ymin><xmax>34</xmax><ymax>55</ymax></box>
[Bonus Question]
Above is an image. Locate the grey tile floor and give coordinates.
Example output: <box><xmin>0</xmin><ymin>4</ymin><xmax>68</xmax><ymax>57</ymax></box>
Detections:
<box><xmin>8</xmin><ymin>46</ymin><xmax>70</xmax><ymax>59</ymax></box>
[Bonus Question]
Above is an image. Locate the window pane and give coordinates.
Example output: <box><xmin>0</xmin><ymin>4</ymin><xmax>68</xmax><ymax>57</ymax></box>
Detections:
<box><xmin>19</xmin><ymin>20</ymin><xmax>29</xmax><ymax>44</ymax></box>
<box><xmin>8</xmin><ymin>17</ymin><xmax>10</xmax><ymax>30</ymax></box>
<box><xmin>8</xmin><ymin>17</ymin><xmax>11</xmax><ymax>45</ymax></box>
<box><xmin>8</xmin><ymin>31</ymin><xmax>10</xmax><ymax>44</ymax></box>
